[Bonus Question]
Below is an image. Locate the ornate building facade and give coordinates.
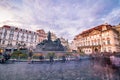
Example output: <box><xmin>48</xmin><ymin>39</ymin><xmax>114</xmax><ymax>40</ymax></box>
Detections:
<box><xmin>73</xmin><ymin>24</ymin><xmax>120</xmax><ymax>54</ymax></box>
<box><xmin>0</xmin><ymin>25</ymin><xmax>46</xmax><ymax>52</ymax></box>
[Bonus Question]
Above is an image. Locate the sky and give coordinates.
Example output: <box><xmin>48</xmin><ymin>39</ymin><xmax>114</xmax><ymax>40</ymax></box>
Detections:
<box><xmin>0</xmin><ymin>0</ymin><xmax>120</xmax><ymax>42</ymax></box>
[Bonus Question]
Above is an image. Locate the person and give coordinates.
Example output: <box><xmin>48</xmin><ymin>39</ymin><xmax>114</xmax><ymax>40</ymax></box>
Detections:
<box><xmin>28</xmin><ymin>50</ymin><xmax>33</xmax><ymax>64</ymax></box>
<box><xmin>0</xmin><ymin>51</ymin><xmax>11</xmax><ymax>63</ymax></box>
<box><xmin>0</xmin><ymin>52</ymin><xmax>5</xmax><ymax>63</ymax></box>
<box><xmin>39</xmin><ymin>54</ymin><xmax>44</xmax><ymax>61</ymax></box>
<box><xmin>3</xmin><ymin>53</ymin><xmax>11</xmax><ymax>61</ymax></box>
<box><xmin>77</xmin><ymin>54</ymin><xmax>81</xmax><ymax>60</ymax></box>
<box><xmin>62</xmin><ymin>55</ymin><xmax>66</xmax><ymax>63</ymax></box>
<box><xmin>49</xmin><ymin>55</ymin><xmax>54</xmax><ymax>62</ymax></box>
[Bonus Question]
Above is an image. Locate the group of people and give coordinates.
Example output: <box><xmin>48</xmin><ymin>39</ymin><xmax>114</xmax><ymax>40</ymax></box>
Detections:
<box><xmin>0</xmin><ymin>51</ymin><xmax>11</xmax><ymax>63</ymax></box>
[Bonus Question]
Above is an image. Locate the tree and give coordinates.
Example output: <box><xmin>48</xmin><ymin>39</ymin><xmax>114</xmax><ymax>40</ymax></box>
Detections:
<box><xmin>11</xmin><ymin>51</ymin><xmax>23</xmax><ymax>59</ymax></box>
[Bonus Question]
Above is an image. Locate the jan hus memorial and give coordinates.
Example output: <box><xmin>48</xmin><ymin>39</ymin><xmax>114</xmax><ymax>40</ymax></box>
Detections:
<box><xmin>35</xmin><ymin>31</ymin><xmax>66</xmax><ymax>52</ymax></box>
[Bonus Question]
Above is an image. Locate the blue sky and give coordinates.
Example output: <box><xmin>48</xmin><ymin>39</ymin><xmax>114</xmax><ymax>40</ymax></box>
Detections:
<box><xmin>0</xmin><ymin>0</ymin><xmax>120</xmax><ymax>42</ymax></box>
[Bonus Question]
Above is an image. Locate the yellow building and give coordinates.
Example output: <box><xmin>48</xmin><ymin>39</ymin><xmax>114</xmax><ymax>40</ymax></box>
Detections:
<box><xmin>73</xmin><ymin>23</ymin><xmax>120</xmax><ymax>54</ymax></box>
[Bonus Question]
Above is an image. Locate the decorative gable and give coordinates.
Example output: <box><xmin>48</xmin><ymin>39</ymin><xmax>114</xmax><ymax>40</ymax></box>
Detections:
<box><xmin>102</xmin><ymin>25</ymin><xmax>107</xmax><ymax>31</ymax></box>
<box><xmin>90</xmin><ymin>30</ymin><xmax>101</xmax><ymax>35</ymax></box>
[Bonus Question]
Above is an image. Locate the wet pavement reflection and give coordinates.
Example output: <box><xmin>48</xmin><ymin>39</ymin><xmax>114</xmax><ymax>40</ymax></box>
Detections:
<box><xmin>0</xmin><ymin>60</ymin><xmax>120</xmax><ymax>80</ymax></box>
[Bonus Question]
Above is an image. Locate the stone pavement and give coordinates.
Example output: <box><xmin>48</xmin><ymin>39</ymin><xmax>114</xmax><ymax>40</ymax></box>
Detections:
<box><xmin>0</xmin><ymin>60</ymin><xmax>120</xmax><ymax>80</ymax></box>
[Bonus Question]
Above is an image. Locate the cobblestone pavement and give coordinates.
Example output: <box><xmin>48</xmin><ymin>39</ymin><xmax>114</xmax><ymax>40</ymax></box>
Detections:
<box><xmin>0</xmin><ymin>60</ymin><xmax>120</xmax><ymax>80</ymax></box>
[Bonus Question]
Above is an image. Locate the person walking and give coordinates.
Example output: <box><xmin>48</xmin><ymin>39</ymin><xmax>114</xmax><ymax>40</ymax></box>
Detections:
<box><xmin>49</xmin><ymin>55</ymin><xmax>54</xmax><ymax>63</ymax></box>
<box><xmin>28</xmin><ymin>50</ymin><xmax>33</xmax><ymax>64</ymax></box>
<box><xmin>62</xmin><ymin>55</ymin><xmax>66</xmax><ymax>63</ymax></box>
<box><xmin>39</xmin><ymin>54</ymin><xmax>44</xmax><ymax>61</ymax></box>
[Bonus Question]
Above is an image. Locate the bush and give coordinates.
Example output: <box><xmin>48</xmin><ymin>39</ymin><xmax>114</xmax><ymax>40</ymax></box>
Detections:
<box><xmin>46</xmin><ymin>52</ymin><xmax>56</xmax><ymax>59</ymax></box>
<box><xmin>32</xmin><ymin>53</ymin><xmax>40</xmax><ymax>59</ymax></box>
<box><xmin>19</xmin><ymin>53</ymin><xmax>28</xmax><ymax>59</ymax></box>
<box><xmin>11</xmin><ymin>51</ymin><xmax>27</xmax><ymax>59</ymax></box>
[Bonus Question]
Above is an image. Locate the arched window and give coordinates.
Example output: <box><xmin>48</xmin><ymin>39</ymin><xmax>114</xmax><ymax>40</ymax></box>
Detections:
<box><xmin>98</xmin><ymin>39</ymin><xmax>100</xmax><ymax>45</ymax></box>
<box><xmin>107</xmin><ymin>38</ymin><xmax>110</xmax><ymax>44</ymax></box>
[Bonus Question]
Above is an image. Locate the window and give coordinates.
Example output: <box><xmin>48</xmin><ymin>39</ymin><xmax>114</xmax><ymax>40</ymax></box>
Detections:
<box><xmin>103</xmin><ymin>48</ymin><xmax>106</xmax><ymax>52</ymax></box>
<box><xmin>108</xmin><ymin>47</ymin><xmax>111</xmax><ymax>52</ymax></box>
<box><xmin>87</xmin><ymin>41</ymin><xmax>89</xmax><ymax>45</ymax></box>
<box><xmin>98</xmin><ymin>39</ymin><xmax>100</xmax><ymax>45</ymax></box>
<box><xmin>107</xmin><ymin>40</ymin><xmax>110</xmax><ymax>44</ymax></box>
<box><xmin>0</xmin><ymin>39</ymin><xmax>1</xmax><ymax>44</ymax></box>
<box><xmin>91</xmin><ymin>40</ymin><xmax>93</xmax><ymax>45</ymax></box>
<box><xmin>103</xmin><ymin>42</ymin><xmax>106</xmax><ymax>45</ymax></box>
<box><xmin>89</xmin><ymin>50</ymin><xmax>91</xmax><ymax>52</ymax></box>
<box><xmin>2</xmin><ymin>41</ymin><xmax>5</xmax><ymax>44</ymax></box>
<box><xmin>16</xmin><ymin>42</ymin><xmax>18</xmax><ymax>45</ymax></box>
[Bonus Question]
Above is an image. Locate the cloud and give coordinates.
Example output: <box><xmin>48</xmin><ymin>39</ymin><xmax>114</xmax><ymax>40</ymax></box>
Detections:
<box><xmin>0</xmin><ymin>0</ymin><xmax>120</xmax><ymax>42</ymax></box>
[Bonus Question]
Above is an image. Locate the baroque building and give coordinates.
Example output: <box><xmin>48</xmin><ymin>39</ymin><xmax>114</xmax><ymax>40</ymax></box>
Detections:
<box><xmin>73</xmin><ymin>23</ymin><xmax>120</xmax><ymax>54</ymax></box>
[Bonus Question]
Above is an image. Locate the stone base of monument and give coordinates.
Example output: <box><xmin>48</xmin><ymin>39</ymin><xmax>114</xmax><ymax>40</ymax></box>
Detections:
<box><xmin>33</xmin><ymin>51</ymin><xmax>66</xmax><ymax>56</ymax></box>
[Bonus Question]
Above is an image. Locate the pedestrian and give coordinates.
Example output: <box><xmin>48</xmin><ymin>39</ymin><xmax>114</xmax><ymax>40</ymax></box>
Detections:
<box><xmin>28</xmin><ymin>50</ymin><xmax>33</xmax><ymax>64</ymax></box>
<box><xmin>49</xmin><ymin>55</ymin><xmax>54</xmax><ymax>62</ymax></box>
<box><xmin>76</xmin><ymin>54</ymin><xmax>80</xmax><ymax>61</ymax></box>
<box><xmin>62</xmin><ymin>55</ymin><xmax>66</xmax><ymax>62</ymax></box>
<box><xmin>39</xmin><ymin>54</ymin><xmax>44</xmax><ymax>61</ymax></box>
<box><xmin>0</xmin><ymin>51</ymin><xmax>11</xmax><ymax>63</ymax></box>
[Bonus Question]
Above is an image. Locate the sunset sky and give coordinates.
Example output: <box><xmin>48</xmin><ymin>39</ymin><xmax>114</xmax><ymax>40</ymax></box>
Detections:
<box><xmin>0</xmin><ymin>0</ymin><xmax>120</xmax><ymax>42</ymax></box>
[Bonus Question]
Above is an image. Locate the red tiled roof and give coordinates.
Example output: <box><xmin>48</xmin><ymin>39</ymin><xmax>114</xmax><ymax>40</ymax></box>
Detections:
<box><xmin>75</xmin><ymin>24</ymin><xmax>113</xmax><ymax>38</ymax></box>
<box><xmin>3</xmin><ymin>25</ymin><xmax>11</xmax><ymax>28</ymax></box>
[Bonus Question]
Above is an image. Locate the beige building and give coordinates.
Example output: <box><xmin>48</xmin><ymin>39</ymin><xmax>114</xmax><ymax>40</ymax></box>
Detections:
<box><xmin>36</xmin><ymin>29</ymin><xmax>47</xmax><ymax>42</ymax></box>
<box><xmin>73</xmin><ymin>23</ymin><xmax>120</xmax><ymax>54</ymax></box>
<box><xmin>70</xmin><ymin>41</ymin><xmax>78</xmax><ymax>52</ymax></box>
<box><xmin>60</xmin><ymin>37</ymin><xmax>68</xmax><ymax>46</ymax></box>
<box><xmin>59</xmin><ymin>37</ymin><xmax>70</xmax><ymax>51</ymax></box>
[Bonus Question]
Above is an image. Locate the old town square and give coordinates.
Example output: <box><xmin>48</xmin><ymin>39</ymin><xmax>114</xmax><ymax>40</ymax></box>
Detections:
<box><xmin>0</xmin><ymin>0</ymin><xmax>120</xmax><ymax>80</ymax></box>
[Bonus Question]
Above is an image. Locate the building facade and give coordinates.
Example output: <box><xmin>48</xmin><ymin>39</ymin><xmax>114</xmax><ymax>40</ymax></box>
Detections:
<box><xmin>36</xmin><ymin>29</ymin><xmax>47</xmax><ymax>43</ymax></box>
<box><xmin>0</xmin><ymin>25</ymin><xmax>46</xmax><ymax>52</ymax></box>
<box><xmin>59</xmin><ymin>37</ymin><xmax>69</xmax><ymax>51</ymax></box>
<box><xmin>73</xmin><ymin>24</ymin><xmax>120</xmax><ymax>54</ymax></box>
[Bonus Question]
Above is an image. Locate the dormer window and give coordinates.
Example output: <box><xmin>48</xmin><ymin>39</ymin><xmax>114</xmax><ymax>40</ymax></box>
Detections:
<box><xmin>102</xmin><ymin>26</ymin><xmax>107</xmax><ymax>31</ymax></box>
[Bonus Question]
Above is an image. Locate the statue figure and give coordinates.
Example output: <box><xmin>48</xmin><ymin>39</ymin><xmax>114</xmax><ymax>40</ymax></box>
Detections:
<box><xmin>36</xmin><ymin>31</ymin><xmax>65</xmax><ymax>51</ymax></box>
<box><xmin>48</xmin><ymin>31</ymin><xmax>52</xmax><ymax>42</ymax></box>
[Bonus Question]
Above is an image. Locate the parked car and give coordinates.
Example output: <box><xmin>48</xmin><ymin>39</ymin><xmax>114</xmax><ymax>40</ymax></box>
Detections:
<box><xmin>110</xmin><ymin>54</ymin><xmax>120</xmax><ymax>67</ymax></box>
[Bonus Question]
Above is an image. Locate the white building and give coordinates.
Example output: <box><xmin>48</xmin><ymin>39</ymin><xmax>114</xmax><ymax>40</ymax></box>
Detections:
<box><xmin>0</xmin><ymin>25</ymin><xmax>39</xmax><ymax>52</ymax></box>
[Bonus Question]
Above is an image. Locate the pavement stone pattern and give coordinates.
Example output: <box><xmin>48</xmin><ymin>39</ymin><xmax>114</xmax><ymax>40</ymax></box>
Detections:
<box><xmin>0</xmin><ymin>60</ymin><xmax>120</xmax><ymax>80</ymax></box>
